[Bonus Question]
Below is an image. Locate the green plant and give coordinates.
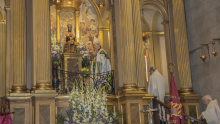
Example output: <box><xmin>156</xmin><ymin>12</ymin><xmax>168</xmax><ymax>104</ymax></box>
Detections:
<box><xmin>82</xmin><ymin>57</ymin><xmax>91</xmax><ymax>68</ymax></box>
<box><xmin>56</xmin><ymin>114</ymin><xmax>66</xmax><ymax>124</ymax></box>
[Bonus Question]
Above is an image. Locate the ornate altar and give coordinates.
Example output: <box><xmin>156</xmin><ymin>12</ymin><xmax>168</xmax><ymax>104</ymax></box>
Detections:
<box><xmin>63</xmin><ymin>52</ymin><xmax>82</xmax><ymax>73</ymax></box>
<box><xmin>63</xmin><ymin>52</ymin><xmax>82</xmax><ymax>88</ymax></box>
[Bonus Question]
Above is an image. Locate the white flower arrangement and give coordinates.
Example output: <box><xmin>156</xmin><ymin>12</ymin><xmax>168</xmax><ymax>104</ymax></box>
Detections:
<box><xmin>56</xmin><ymin>82</ymin><xmax>122</xmax><ymax>124</ymax></box>
<box><xmin>51</xmin><ymin>35</ymin><xmax>63</xmax><ymax>66</ymax></box>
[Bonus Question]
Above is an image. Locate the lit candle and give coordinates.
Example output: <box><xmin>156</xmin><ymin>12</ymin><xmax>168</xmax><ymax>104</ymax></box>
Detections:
<box><xmin>145</xmin><ymin>56</ymin><xmax>148</xmax><ymax>82</ymax></box>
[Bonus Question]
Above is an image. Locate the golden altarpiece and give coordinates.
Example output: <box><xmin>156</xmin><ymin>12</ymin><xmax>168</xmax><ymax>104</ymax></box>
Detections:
<box><xmin>0</xmin><ymin>0</ymin><xmax>202</xmax><ymax>123</ymax></box>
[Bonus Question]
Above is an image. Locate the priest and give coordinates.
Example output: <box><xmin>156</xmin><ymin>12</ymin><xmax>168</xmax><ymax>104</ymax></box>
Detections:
<box><xmin>148</xmin><ymin>67</ymin><xmax>165</xmax><ymax>102</ymax></box>
<box><xmin>90</xmin><ymin>37</ymin><xmax>112</xmax><ymax>91</ymax></box>
<box><xmin>198</xmin><ymin>95</ymin><xmax>220</xmax><ymax>124</ymax></box>
<box><xmin>148</xmin><ymin>67</ymin><xmax>166</xmax><ymax>121</ymax></box>
<box><xmin>91</xmin><ymin>37</ymin><xmax>111</xmax><ymax>74</ymax></box>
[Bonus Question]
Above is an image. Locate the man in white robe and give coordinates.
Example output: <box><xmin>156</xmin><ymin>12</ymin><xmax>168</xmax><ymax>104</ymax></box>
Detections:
<box><xmin>92</xmin><ymin>37</ymin><xmax>111</xmax><ymax>74</ymax></box>
<box><xmin>198</xmin><ymin>95</ymin><xmax>220</xmax><ymax>124</ymax></box>
<box><xmin>148</xmin><ymin>67</ymin><xmax>166</xmax><ymax>121</ymax></box>
<box><xmin>90</xmin><ymin>37</ymin><xmax>112</xmax><ymax>91</ymax></box>
<box><xmin>148</xmin><ymin>67</ymin><xmax>165</xmax><ymax>102</ymax></box>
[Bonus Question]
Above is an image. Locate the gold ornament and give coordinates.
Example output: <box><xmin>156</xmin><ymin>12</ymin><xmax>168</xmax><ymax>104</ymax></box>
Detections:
<box><xmin>200</xmin><ymin>55</ymin><xmax>206</xmax><ymax>62</ymax></box>
<box><xmin>211</xmin><ymin>41</ymin><xmax>218</xmax><ymax>56</ymax></box>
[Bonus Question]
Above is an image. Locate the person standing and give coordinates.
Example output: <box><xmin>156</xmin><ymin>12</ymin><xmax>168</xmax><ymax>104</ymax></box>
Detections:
<box><xmin>148</xmin><ymin>67</ymin><xmax>166</xmax><ymax>122</ymax></box>
<box><xmin>92</xmin><ymin>37</ymin><xmax>111</xmax><ymax>74</ymax></box>
<box><xmin>148</xmin><ymin>67</ymin><xmax>165</xmax><ymax>102</ymax></box>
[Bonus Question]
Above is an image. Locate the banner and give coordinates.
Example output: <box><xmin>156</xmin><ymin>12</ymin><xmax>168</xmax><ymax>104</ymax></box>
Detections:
<box><xmin>170</xmin><ymin>72</ymin><xmax>184</xmax><ymax>124</ymax></box>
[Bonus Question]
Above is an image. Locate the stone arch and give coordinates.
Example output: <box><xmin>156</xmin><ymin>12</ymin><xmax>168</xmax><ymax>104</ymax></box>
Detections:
<box><xmin>0</xmin><ymin>7</ymin><xmax>3</xmax><ymax>20</ymax></box>
<box><xmin>140</xmin><ymin>0</ymin><xmax>169</xmax><ymax>22</ymax></box>
<box><xmin>141</xmin><ymin>16</ymin><xmax>151</xmax><ymax>31</ymax></box>
<box><xmin>152</xmin><ymin>11</ymin><xmax>160</xmax><ymax>31</ymax></box>
<box><xmin>140</xmin><ymin>0</ymin><xmax>171</xmax><ymax>63</ymax></box>
<box><xmin>140</xmin><ymin>0</ymin><xmax>172</xmax><ymax>94</ymax></box>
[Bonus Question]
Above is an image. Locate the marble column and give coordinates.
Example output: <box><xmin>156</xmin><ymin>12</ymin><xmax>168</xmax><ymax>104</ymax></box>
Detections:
<box><xmin>10</xmin><ymin>0</ymin><xmax>27</xmax><ymax>93</ymax></box>
<box><xmin>119</xmin><ymin>0</ymin><xmax>137</xmax><ymax>90</ymax></box>
<box><xmin>172</xmin><ymin>0</ymin><xmax>193</xmax><ymax>93</ymax></box>
<box><xmin>75</xmin><ymin>11</ymin><xmax>79</xmax><ymax>43</ymax></box>
<box><xmin>33</xmin><ymin>0</ymin><xmax>53</xmax><ymax>90</ymax></box>
<box><xmin>131</xmin><ymin>0</ymin><xmax>146</xmax><ymax>90</ymax></box>
<box><xmin>161</xmin><ymin>21</ymin><xmax>172</xmax><ymax>81</ymax></box>
<box><xmin>5</xmin><ymin>0</ymin><xmax>11</xmax><ymax>95</ymax></box>
<box><xmin>106</xmin><ymin>0</ymin><xmax>120</xmax><ymax>94</ymax></box>
<box><xmin>0</xmin><ymin>19</ymin><xmax>6</xmax><ymax>96</ymax></box>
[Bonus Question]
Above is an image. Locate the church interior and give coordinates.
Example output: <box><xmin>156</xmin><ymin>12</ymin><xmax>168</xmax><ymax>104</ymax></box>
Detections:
<box><xmin>0</xmin><ymin>0</ymin><xmax>220</xmax><ymax>123</ymax></box>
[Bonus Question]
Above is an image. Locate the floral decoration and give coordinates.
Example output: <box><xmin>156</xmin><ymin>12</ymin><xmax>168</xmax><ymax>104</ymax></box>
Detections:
<box><xmin>51</xmin><ymin>35</ymin><xmax>63</xmax><ymax>66</ymax></box>
<box><xmin>56</xmin><ymin>83</ymin><xmax>122</xmax><ymax>124</ymax></box>
<box><xmin>79</xmin><ymin>67</ymin><xmax>91</xmax><ymax>78</ymax></box>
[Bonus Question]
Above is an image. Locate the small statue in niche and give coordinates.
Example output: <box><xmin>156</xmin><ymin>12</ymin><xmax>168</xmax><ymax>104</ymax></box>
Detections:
<box><xmin>64</xmin><ymin>24</ymin><xmax>77</xmax><ymax>53</ymax></box>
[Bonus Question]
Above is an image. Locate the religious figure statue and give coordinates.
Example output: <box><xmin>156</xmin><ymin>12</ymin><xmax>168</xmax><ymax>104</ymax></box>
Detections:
<box><xmin>198</xmin><ymin>95</ymin><xmax>220</xmax><ymax>123</ymax></box>
<box><xmin>64</xmin><ymin>24</ymin><xmax>76</xmax><ymax>53</ymax></box>
<box><xmin>144</xmin><ymin>42</ymin><xmax>151</xmax><ymax>81</ymax></box>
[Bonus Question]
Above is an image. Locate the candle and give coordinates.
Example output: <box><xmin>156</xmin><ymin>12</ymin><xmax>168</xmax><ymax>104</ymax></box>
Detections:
<box><xmin>145</xmin><ymin>56</ymin><xmax>148</xmax><ymax>82</ymax></box>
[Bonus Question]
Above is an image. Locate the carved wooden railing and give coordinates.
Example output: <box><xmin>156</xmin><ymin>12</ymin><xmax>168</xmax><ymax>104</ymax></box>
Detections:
<box><xmin>57</xmin><ymin>70</ymin><xmax>115</xmax><ymax>95</ymax></box>
<box><xmin>154</xmin><ymin>98</ymin><xmax>206</xmax><ymax>124</ymax></box>
<box><xmin>141</xmin><ymin>98</ymin><xmax>206</xmax><ymax>124</ymax></box>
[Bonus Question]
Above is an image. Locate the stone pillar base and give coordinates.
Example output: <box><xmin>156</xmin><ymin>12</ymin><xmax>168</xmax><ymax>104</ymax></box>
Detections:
<box><xmin>180</xmin><ymin>93</ymin><xmax>202</xmax><ymax>122</ymax></box>
<box><xmin>55</xmin><ymin>95</ymin><xmax>70</xmax><ymax>117</ymax></box>
<box><xmin>179</xmin><ymin>88</ymin><xmax>194</xmax><ymax>94</ymax></box>
<box><xmin>35</xmin><ymin>82</ymin><xmax>53</xmax><ymax>90</ymax></box>
<box><xmin>119</xmin><ymin>84</ymin><xmax>154</xmax><ymax>124</ymax></box>
<box><xmin>7</xmin><ymin>93</ymin><xmax>33</xmax><ymax>124</ymax></box>
<box><xmin>123</xmin><ymin>83</ymin><xmax>138</xmax><ymax>91</ymax></box>
<box><xmin>10</xmin><ymin>84</ymin><xmax>28</xmax><ymax>93</ymax></box>
<box><xmin>33</xmin><ymin>90</ymin><xmax>58</xmax><ymax>124</ymax></box>
<box><xmin>6</xmin><ymin>91</ymin><xmax>156</xmax><ymax>124</ymax></box>
<box><xmin>137</xmin><ymin>86</ymin><xmax>147</xmax><ymax>92</ymax></box>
